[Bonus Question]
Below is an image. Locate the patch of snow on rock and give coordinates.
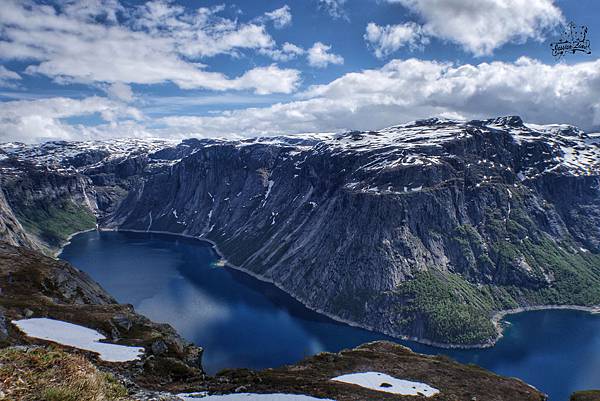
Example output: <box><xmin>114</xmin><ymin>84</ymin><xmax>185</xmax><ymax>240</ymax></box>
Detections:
<box><xmin>331</xmin><ymin>372</ymin><xmax>439</xmax><ymax>397</ymax></box>
<box><xmin>12</xmin><ymin>318</ymin><xmax>144</xmax><ymax>362</ymax></box>
<box><xmin>265</xmin><ymin>180</ymin><xmax>275</xmax><ymax>199</ymax></box>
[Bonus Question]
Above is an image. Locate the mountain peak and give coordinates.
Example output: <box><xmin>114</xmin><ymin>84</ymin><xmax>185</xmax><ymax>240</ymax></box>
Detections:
<box><xmin>487</xmin><ymin>115</ymin><xmax>524</xmax><ymax>127</ymax></box>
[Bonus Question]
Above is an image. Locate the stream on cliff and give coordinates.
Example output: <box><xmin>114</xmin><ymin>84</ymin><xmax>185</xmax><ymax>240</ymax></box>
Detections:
<box><xmin>60</xmin><ymin>230</ymin><xmax>600</xmax><ymax>401</ymax></box>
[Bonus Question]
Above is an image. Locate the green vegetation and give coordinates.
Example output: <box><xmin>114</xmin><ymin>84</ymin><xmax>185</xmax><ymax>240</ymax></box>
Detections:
<box><xmin>571</xmin><ymin>390</ymin><xmax>600</xmax><ymax>401</ymax></box>
<box><xmin>391</xmin><ymin>202</ymin><xmax>600</xmax><ymax>345</ymax></box>
<box><xmin>395</xmin><ymin>271</ymin><xmax>498</xmax><ymax>344</ymax></box>
<box><xmin>16</xmin><ymin>200</ymin><xmax>96</xmax><ymax>249</ymax></box>
<box><xmin>0</xmin><ymin>346</ymin><xmax>129</xmax><ymax>401</ymax></box>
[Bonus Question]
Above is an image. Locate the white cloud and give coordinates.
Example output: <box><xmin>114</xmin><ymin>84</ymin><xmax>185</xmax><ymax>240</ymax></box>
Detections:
<box><xmin>232</xmin><ymin>65</ymin><xmax>301</xmax><ymax>95</ymax></box>
<box><xmin>307</xmin><ymin>42</ymin><xmax>344</xmax><ymax>68</ymax></box>
<box><xmin>4</xmin><ymin>58</ymin><xmax>600</xmax><ymax>142</ymax></box>
<box><xmin>385</xmin><ymin>0</ymin><xmax>563</xmax><ymax>55</ymax></box>
<box><xmin>105</xmin><ymin>82</ymin><xmax>134</xmax><ymax>102</ymax></box>
<box><xmin>264</xmin><ymin>5</ymin><xmax>292</xmax><ymax>29</ymax></box>
<box><xmin>62</xmin><ymin>0</ymin><xmax>124</xmax><ymax>23</ymax></box>
<box><xmin>261</xmin><ymin>42</ymin><xmax>305</xmax><ymax>62</ymax></box>
<box><xmin>159</xmin><ymin>57</ymin><xmax>600</xmax><ymax>136</ymax></box>
<box><xmin>0</xmin><ymin>66</ymin><xmax>21</xmax><ymax>88</ymax></box>
<box><xmin>318</xmin><ymin>0</ymin><xmax>348</xmax><ymax>20</ymax></box>
<box><xmin>131</xmin><ymin>2</ymin><xmax>276</xmax><ymax>58</ymax></box>
<box><xmin>364</xmin><ymin>22</ymin><xmax>429</xmax><ymax>58</ymax></box>
<box><xmin>0</xmin><ymin>96</ymin><xmax>143</xmax><ymax>143</ymax></box>
<box><xmin>0</xmin><ymin>0</ymin><xmax>300</xmax><ymax>93</ymax></box>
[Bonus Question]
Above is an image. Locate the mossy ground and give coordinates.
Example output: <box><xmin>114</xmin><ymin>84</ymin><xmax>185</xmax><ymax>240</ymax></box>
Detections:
<box><xmin>0</xmin><ymin>346</ymin><xmax>130</xmax><ymax>401</ymax></box>
<box><xmin>205</xmin><ymin>341</ymin><xmax>546</xmax><ymax>401</ymax></box>
<box><xmin>16</xmin><ymin>201</ymin><xmax>96</xmax><ymax>249</ymax></box>
<box><xmin>571</xmin><ymin>390</ymin><xmax>600</xmax><ymax>401</ymax></box>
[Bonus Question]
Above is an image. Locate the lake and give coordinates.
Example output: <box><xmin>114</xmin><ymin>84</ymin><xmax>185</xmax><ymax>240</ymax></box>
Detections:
<box><xmin>60</xmin><ymin>230</ymin><xmax>600</xmax><ymax>400</ymax></box>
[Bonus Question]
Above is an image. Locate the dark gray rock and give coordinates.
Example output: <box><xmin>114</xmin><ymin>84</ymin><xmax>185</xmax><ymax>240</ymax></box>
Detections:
<box><xmin>0</xmin><ymin>309</ymin><xmax>8</xmax><ymax>340</ymax></box>
<box><xmin>2</xmin><ymin>117</ymin><xmax>600</xmax><ymax>345</ymax></box>
<box><xmin>151</xmin><ymin>340</ymin><xmax>169</xmax><ymax>356</ymax></box>
<box><xmin>113</xmin><ymin>314</ymin><xmax>133</xmax><ymax>331</ymax></box>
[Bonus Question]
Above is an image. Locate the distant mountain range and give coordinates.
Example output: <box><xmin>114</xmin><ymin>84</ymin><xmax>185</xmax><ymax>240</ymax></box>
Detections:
<box><xmin>1</xmin><ymin>115</ymin><xmax>600</xmax><ymax>347</ymax></box>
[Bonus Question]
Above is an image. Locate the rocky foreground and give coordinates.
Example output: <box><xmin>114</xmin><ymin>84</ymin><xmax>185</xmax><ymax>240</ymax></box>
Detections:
<box><xmin>0</xmin><ymin>242</ymin><xmax>205</xmax><ymax>387</ymax></box>
<box><xmin>0</xmin><ymin>240</ymin><xmax>547</xmax><ymax>400</ymax></box>
<box><xmin>1</xmin><ymin>116</ymin><xmax>600</xmax><ymax>347</ymax></box>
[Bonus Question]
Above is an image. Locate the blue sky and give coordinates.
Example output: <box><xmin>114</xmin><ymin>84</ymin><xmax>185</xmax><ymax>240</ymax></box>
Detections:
<box><xmin>0</xmin><ymin>0</ymin><xmax>598</xmax><ymax>142</ymax></box>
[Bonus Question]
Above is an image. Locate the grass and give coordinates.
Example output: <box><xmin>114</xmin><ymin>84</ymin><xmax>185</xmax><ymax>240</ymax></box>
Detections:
<box><xmin>571</xmin><ymin>390</ymin><xmax>600</xmax><ymax>401</ymax></box>
<box><xmin>0</xmin><ymin>346</ymin><xmax>130</xmax><ymax>401</ymax></box>
<box><xmin>16</xmin><ymin>200</ymin><xmax>96</xmax><ymax>249</ymax></box>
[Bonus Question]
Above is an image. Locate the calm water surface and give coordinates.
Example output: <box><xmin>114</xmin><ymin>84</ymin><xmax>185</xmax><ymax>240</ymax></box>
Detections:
<box><xmin>61</xmin><ymin>231</ymin><xmax>600</xmax><ymax>400</ymax></box>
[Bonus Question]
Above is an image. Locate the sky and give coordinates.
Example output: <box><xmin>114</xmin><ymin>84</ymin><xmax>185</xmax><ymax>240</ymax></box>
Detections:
<box><xmin>0</xmin><ymin>0</ymin><xmax>599</xmax><ymax>143</ymax></box>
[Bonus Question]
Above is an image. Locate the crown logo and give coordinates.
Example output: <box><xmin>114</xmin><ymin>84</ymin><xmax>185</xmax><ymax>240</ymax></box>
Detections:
<box><xmin>551</xmin><ymin>22</ymin><xmax>591</xmax><ymax>60</ymax></box>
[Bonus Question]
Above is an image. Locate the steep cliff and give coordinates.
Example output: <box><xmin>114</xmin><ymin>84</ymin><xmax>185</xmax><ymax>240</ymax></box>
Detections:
<box><xmin>2</xmin><ymin>116</ymin><xmax>600</xmax><ymax>346</ymax></box>
<box><xmin>0</xmin><ymin>139</ymin><xmax>173</xmax><ymax>253</ymax></box>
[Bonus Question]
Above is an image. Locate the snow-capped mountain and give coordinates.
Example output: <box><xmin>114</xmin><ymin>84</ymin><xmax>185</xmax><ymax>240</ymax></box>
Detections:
<box><xmin>1</xmin><ymin>116</ymin><xmax>600</xmax><ymax>346</ymax></box>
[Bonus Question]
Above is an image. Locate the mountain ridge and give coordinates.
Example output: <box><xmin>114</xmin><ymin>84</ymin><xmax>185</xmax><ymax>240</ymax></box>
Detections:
<box><xmin>1</xmin><ymin>115</ymin><xmax>600</xmax><ymax>346</ymax></box>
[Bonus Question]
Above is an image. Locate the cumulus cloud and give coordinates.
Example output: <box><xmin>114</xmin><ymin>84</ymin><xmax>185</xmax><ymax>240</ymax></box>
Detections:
<box><xmin>307</xmin><ymin>42</ymin><xmax>344</xmax><ymax>68</ymax></box>
<box><xmin>158</xmin><ymin>57</ymin><xmax>600</xmax><ymax>136</ymax></box>
<box><xmin>263</xmin><ymin>41</ymin><xmax>344</xmax><ymax>67</ymax></box>
<box><xmin>5</xmin><ymin>58</ymin><xmax>600</xmax><ymax>142</ymax></box>
<box><xmin>385</xmin><ymin>0</ymin><xmax>563</xmax><ymax>55</ymax></box>
<box><xmin>105</xmin><ymin>82</ymin><xmax>134</xmax><ymax>102</ymax></box>
<box><xmin>232</xmin><ymin>65</ymin><xmax>301</xmax><ymax>95</ymax></box>
<box><xmin>264</xmin><ymin>5</ymin><xmax>292</xmax><ymax>29</ymax></box>
<box><xmin>0</xmin><ymin>0</ymin><xmax>300</xmax><ymax>93</ymax></box>
<box><xmin>364</xmin><ymin>22</ymin><xmax>429</xmax><ymax>58</ymax></box>
<box><xmin>318</xmin><ymin>0</ymin><xmax>348</xmax><ymax>20</ymax></box>
<box><xmin>261</xmin><ymin>42</ymin><xmax>305</xmax><ymax>62</ymax></box>
<box><xmin>0</xmin><ymin>66</ymin><xmax>21</xmax><ymax>88</ymax></box>
<box><xmin>0</xmin><ymin>96</ymin><xmax>144</xmax><ymax>143</ymax></box>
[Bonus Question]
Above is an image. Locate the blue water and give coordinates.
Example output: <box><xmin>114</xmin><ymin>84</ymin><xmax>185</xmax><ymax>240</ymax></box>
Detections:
<box><xmin>60</xmin><ymin>230</ymin><xmax>600</xmax><ymax>400</ymax></box>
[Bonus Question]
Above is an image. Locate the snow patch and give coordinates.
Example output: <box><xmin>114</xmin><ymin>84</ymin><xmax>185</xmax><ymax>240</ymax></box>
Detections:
<box><xmin>265</xmin><ymin>180</ymin><xmax>275</xmax><ymax>199</ymax></box>
<box><xmin>331</xmin><ymin>372</ymin><xmax>439</xmax><ymax>397</ymax></box>
<box><xmin>12</xmin><ymin>318</ymin><xmax>144</xmax><ymax>363</ymax></box>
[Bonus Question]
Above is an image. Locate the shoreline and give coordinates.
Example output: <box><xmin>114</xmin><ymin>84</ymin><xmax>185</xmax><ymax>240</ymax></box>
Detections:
<box><xmin>493</xmin><ymin>304</ymin><xmax>600</xmax><ymax>325</ymax></box>
<box><xmin>52</xmin><ymin>227</ymin><xmax>98</xmax><ymax>258</ymax></box>
<box><xmin>57</xmin><ymin>227</ymin><xmax>600</xmax><ymax>351</ymax></box>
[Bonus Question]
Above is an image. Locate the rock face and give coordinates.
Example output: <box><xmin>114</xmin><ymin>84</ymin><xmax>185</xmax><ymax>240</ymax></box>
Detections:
<box><xmin>1</xmin><ymin>116</ymin><xmax>600</xmax><ymax>346</ymax></box>
<box><xmin>0</xmin><ymin>188</ymin><xmax>36</xmax><ymax>249</ymax></box>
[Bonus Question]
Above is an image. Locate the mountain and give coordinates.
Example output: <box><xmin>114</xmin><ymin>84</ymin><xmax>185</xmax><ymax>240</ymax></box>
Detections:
<box><xmin>1</xmin><ymin>116</ymin><xmax>600</xmax><ymax>346</ymax></box>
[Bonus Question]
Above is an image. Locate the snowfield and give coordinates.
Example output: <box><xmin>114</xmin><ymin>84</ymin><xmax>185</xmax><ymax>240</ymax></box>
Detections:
<box><xmin>12</xmin><ymin>318</ymin><xmax>144</xmax><ymax>362</ymax></box>
<box><xmin>177</xmin><ymin>394</ymin><xmax>335</xmax><ymax>401</ymax></box>
<box><xmin>2</xmin><ymin>117</ymin><xmax>599</xmax><ymax>184</ymax></box>
<box><xmin>331</xmin><ymin>372</ymin><xmax>440</xmax><ymax>397</ymax></box>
